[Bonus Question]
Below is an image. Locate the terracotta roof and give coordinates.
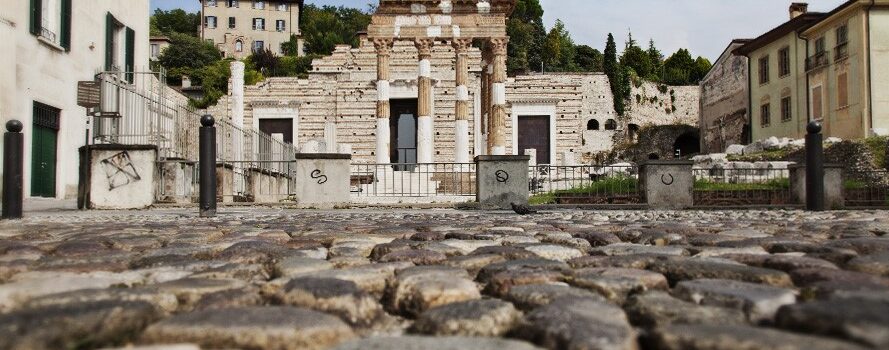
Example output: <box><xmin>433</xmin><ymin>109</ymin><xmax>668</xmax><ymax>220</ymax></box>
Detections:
<box><xmin>733</xmin><ymin>13</ymin><xmax>826</xmax><ymax>56</ymax></box>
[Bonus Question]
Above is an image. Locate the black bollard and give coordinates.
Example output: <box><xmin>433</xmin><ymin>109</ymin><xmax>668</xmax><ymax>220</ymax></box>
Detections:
<box><xmin>199</xmin><ymin>115</ymin><xmax>217</xmax><ymax>218</ymax></box>
<box><xmin>805</xmin><ymin>121</ymin><xmax>825</xmax><ymax>211</ymax></box>
<box><xmin>2</xmin><ymin>120</ymin><xmax>24</xmax><ymax>219</ymax></box>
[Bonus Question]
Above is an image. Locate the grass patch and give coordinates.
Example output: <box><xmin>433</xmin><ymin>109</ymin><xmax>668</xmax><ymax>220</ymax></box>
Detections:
<box><xmin>694</xmin><ymin>178</ymin><xmax>790</xmax><ymax>191</ymax></box>
<box><xmin>864</xmin><ymin>136</ymin><xmax>888</xmax><ymax>169</ymax></box>
<box><xmin>529</xmin><ymin>176</ymin><xmax>637</xmax><ymax>205</ymax></box>
<box><xmin>845</xmin><ymin>179</ymin><xmax>869</xmax><ymax>190</ymax></box>
<box><xmin>726</xmin><ymin>148</ymin><xmax>797</xmax><ymax>162</ymax></box>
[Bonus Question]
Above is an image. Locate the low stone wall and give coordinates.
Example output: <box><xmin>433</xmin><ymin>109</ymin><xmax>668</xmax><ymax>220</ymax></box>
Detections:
<box><xmin>78</xmin><ymin>145</ymin><xmax>157</xmax><ymax>210</ymax></box>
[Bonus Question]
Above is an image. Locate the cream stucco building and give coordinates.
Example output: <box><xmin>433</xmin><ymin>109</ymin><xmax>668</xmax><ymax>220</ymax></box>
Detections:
<box><xmin>801</xmin><ymin>0</ymin><xmax>889</xmax><ymax>139</ymax></box>
<box><xmin>199</xmin><ymin>0</ymin><xmax>304</xmax><ymax>59</ymax></box>
<box><xmin>0</xmin><ymin>0</ymin><xmax>149</xmax><ymax>200</ymax></box>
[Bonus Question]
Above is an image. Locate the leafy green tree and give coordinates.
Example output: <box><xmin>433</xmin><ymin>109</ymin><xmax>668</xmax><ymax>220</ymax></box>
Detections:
<box><xmin>662</xmin><ymin>48</ymin><xmax>696</xmax><ymax>85</ymax></box>
<box><xmin>190</xmin><ymin>59</ymin><xmax>264</xmax><ymax>108</ymax></box>
<box><xmin>574</xmin><ymin>45</ymin><xmax>603</xmax><ymax>72</ymax></box>
<box><xmin>248</xmin><ymin>49</ymin><xmax>279</xmax><ymax>76</ymax></box>
<box><xmin>691</xmin><ymin>56</ymin><xmax>713</xmax><ymax>84</ymax></box>
<box><xmin>603</xmin><ymin>33</ymin><xmax>629</xmax><ymax>115</ymax></box>
<box><xmin>279</xmin><ymin>55</ymin><xmax>322</xmax><ymax>78</ymax></box>
<box><xmin>281</xmin><ymin>34</ymin><xmax>301</xmax><ymax>56</ymax></box>
<box><xmin>506</xmin><ymin>0</ymin><xmax>546</xmax><ymax>75</ymax></box>
<box><xmin>301</xmin><ymin>5</ymin><xmax>371</xmax><ymax>55</ymax></box>
<box><xmin>646</xmin><ymin>39</ymin><xmax>664</xmax><ymax>81</ymax></box>
<box><xmin>543</xmin><ymin>20</ymin><xmax>577</xmax><ymax>72</ymax></box>
<box><xmin>621</xmin><ymin>43</ymin><xmax>652</xmax><ymax>79</ymax></box>
<box><xmin>158</xmin><ymin>33</ymin><xmax>221</xmax><ymax>71</ymax></box>
<box><xmin>150</xmin><ymin>9</ymin><xmax>200</xmax><ymax>37</ymax></box>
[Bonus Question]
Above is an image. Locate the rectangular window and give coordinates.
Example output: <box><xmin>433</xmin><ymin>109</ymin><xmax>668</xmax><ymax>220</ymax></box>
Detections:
<box><xmin>761</xmin><ymin>103</ymin><xmax>771</xmax><ymax>127</ymax></box>
<box><xmin>150</xmin><ymin>43</ymin><xmax>159</xmax><ymax>58</ymax></box>
<box><xmin>228</xmin><ymin>17</ymin><xmax>236</xmax><ymax>29</ymax></box>
<box><xmin>254</xmin><ymin>1</ymin><xmax>265</xmax><ymax>9</ymax></box>
<box><xmin>779</xmin><ymin>47</ymin><xmax>790</xmax><ymax>77</ymax></box>
<box><xmin>227</xmin><ymin>0</ymin><xmax>239</xmax><ymax>7</ymax></box>
<box><xmin>781</xmin><ymin>97</ymin><xmax>792</xmax><ymax>122</ymax></box>
<box><xmin>759</xmin><ymin>56</ymin><xmax>770</xmax><ymax>84</ymax></box>
<box><xmin>278</xmin><ymin>3</ymin><xmax>288</xmax><ymax>11</ymax></box>
<box><xmin>253</xmin><ymin>18</ymin><xmax>265</xmax><ymax>30</ymax></box>
<box><xmin>254</xmin><ymin>40</ymin><xmax>264</xmax><ymax>52</ymax></box>
<box><xmin>30</xmin><ymin>0</ymin><xmax>71</xmax><ymax>50</ymax></box>
<box><xmin>812</xmin><ymin>86</ymin><xmax>823</xmax><ymax>120</ymax></box>
<box><xmin>205</xmin><ymin>16</ymin><xmax>217</xmax><ymax>28</ymax></box>
<box><xmin>836</xmin><ymin>24</ymin><xmax>848</xmax><ymax>44</ymax></box>
<box><xmin>276</xmin><ymin>20</ymin><xmax>285</xmax><ymax>32</ymax></box>
<box><xmin>206</xmin><ymin>0</ymin><xmax>217</xmax><ymax>6</ymax></box>
<box><xmin>838</xmin><ymin>73</ymin><xmax>849</xmax><ymax>108</ymax></box>
<box><xmin>815</xmin><ymin>37</ymin><xmax>826</xmax><ymax>54</ymax></box>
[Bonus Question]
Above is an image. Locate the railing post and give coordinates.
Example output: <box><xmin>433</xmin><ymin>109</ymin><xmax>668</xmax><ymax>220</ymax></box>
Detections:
<box><xmin>805</xmin><ymin>121</ymin><xmax>825</xmax><ymax>211</ymax></box>
<box><xmin>199</xmin><ymin>115</ymin><xmax>217</xmax><ymax>217</ymax></box>
<box><xmin>2</xmin><ymin>120</ymin><xmax>24</xmax><ymax>220</ymax></box>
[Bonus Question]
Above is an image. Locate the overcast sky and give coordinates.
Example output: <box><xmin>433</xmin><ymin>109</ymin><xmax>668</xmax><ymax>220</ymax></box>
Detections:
<box><xmin>152</xmin><ymin>0</ymin><xmax>848</xmax><ymax>60</ymax></box>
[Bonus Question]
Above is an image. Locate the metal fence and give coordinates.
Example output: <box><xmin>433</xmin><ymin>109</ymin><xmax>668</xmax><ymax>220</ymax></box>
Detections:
<box><xmin>350</xmin><ymin>163</ymin><xmax>476</xmax><ymax>199</ymax></box>
<box><xmin>529</xmin><ymin>165</ymin><xmax>641</xmax><ymax>204</ymax></box>
<box><xmin>156</xmin><ymin>160</ymin><xmax>298</xmax><ymax>204</ymax></box>
<box><xmin>844</xmin><ymin>170</ymin><xmax>889</xmax><ymax>208</ymax></box>
<box><xmin>693</xmin><ymin>167</ymin><xmax>792</xmax><ymax>206</ymax></box>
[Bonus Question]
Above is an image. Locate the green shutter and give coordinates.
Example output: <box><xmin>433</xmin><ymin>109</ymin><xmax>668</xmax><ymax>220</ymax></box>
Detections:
<box><xmin>125</xmin><ymin>27</ymin><xmax>135</xmax><ymax>83</ymax></box>
<box><xmin>105</xmin><ymin>13</ymin><xmax>114</xmax><ymax>71</ymax></box>
<box><xmin>60</xmin><ymin>0</ymin><xmax>71</xmax><ymax>51</ymax></box>
<box><xmin>29</xmin><ymin>0</ymin><xmax>42</xmax><ymax>35</ymax></box>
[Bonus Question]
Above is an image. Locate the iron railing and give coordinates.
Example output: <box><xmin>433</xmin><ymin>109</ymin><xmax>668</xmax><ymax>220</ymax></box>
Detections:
<box><xmin>156</xmin><ymin>160</ymin><xmax>298</xmax><ymax>203</ymax></box>
<box><xmin>350</xmin><ymin>163</ymin><xmax>476</xmax><ymax>198</ymax></box>
<box><xmin>835</xmin><ymin>42</ymin><xmax>849</xmax><ymax>61</ymax></box>
<box><xmin>844</xmin><ymin>170</ymin><xmax>889</xmax><ymax>208</ymax></box>
<box><xmin>529</xmin><ymin>165</ymin><xmax>641</xmax><ymax>205</ymax></box>
<box><xmin>806</xmin><ymin>51</ymin><xmax>831</xmax><ymax>72</ymax></box>
<box><xmin>693</xmin><ymin>167</ymin><xmax>792</xmax><ymax>206</ymax></box>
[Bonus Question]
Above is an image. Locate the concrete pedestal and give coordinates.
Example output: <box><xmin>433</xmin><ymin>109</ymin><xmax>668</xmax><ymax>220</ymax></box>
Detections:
<box><xmin>293</xmin><ymin>153</ymin><xmax>351</xmax><ymax>208</ymax></box>
<box><xmin>476</xmin><ymin>155</ymin><xmax>530</xmax><ymax>210</ymax></box>
<box><xmin>789</xmin><ymin>164</ymin><xmax>844</xmax><ymax>209</ymax></box>
<box><xmin>639</xmin><ymin>160</ymin><xmax>694</xmax><ymax>210</ymax></box>
<box><xmin>78</xmin><ymin>145</ymin><xmax>157</xmax><ymax>209</ymax></box>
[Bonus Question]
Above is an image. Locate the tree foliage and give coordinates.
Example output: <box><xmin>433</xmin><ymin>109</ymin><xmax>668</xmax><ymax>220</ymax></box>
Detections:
<box><xmin>158</xmin><ymin>33</ymin><xmax>222</xmax><ymax>71</ymax></box>
<box><xmin>301</xmin><ymin>4</ymin><xmax>371</xmax><ymax>56</ymax></box>
<box><xmin>506</xmin><ymin>0</ymin><xmax>547</xmax><ymax>75</ymax></box>
<box><xmin>574</xmin><ymin>45</ymin><xmax>603</xmax><ymax>72</ymax></box>
<box><xmin>542</xmin><ymin>20</ymin><xmax>577</xmax><ymax>72</ymax></box>
<box><xmin>150</xmin><ymin>9</ymin><xmax>200</xmax><ymax>37</ymax></box>
<box><xmin>661</xmin><ymin>49</ymin><xmax>711</xmax><ymax>85</ymax></box>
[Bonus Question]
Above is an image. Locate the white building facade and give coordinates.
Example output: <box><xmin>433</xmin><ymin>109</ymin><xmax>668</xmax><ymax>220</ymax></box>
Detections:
<box><xmin>0</xmin><ymin>0</ymin><xmax>149</xmax><ymax>200</ymax></box>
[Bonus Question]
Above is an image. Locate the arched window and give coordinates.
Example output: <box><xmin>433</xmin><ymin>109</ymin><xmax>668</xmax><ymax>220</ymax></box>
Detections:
<box><xmin>235</xmin><ymin>40</ymin><xmax>243</xmax><ymax>52</ymax></box>
<box><xmin>605</xmin><ymin>119</ymin><xmax>617</xmax><ymax>130</ymax></box>
<box><xmin>627</xmin><ymin>124</ymin><xmax>640</xmax><ymax>141</ymax></box>
<box><xmin>587</xmin><ymin>119</ymin><xmax>600</xmax><ymax>130</ymax></box>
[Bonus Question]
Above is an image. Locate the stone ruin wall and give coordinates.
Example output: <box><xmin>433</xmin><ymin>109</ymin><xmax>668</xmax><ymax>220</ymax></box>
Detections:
<box><xmin>700</xmin><ymin>49</ymin><xmax>749</xmax><ymax>154</ymax></box>
<box><xmin>207</xmin><ymin>41</ymin><xmax>702</xmax><ymax>165</ymax></box>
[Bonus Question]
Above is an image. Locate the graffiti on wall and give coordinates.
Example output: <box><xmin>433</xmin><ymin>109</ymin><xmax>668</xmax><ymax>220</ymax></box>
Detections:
<box><xmin>100</xmin><ymin>151</ymin><xmax>142</xmax><ymax>191</ymax></box>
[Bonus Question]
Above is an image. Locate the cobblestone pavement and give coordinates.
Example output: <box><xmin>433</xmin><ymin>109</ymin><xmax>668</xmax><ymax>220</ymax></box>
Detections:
<box><xmin>2</xmin><ymin>208</ymin><xmax>889</xmax><ymax>349</ymax></box>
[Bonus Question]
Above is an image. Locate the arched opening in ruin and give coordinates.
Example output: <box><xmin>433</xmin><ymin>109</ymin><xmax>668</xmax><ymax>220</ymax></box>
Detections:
<box><xmin>648</xmin><ymin>153</ymin><xmax>660</xmax><ymax>160</ymax></box>
<box><xmin>587</xmin><ymin>119</ymin><xmax>600</xmax><ymax>130</ymax></box>
<box><xmin>605</xmin><ymin>119</ymin><xmax>617</xmax><ymax>130</ymax></box>
<box><xmin>673</xmin><ymin>132</ymin><xmax>701</xmax><ymax>158</ymax></box>
<box><xmin>235</xmin><ymin>40</ymin><xmax>243</xmax><ymax>52</ymax></box>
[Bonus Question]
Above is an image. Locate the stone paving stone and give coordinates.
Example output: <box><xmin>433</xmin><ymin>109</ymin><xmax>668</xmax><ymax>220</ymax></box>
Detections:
<box><xmin>503</xmin><ymin>283</ymin><xmax>607</xmax><ymax>310</ymax></box>
<box><xmin>568</xmin><ymin>268</ymin><xmax>668</xmax><ymax>302</ymax></box>
<box><xmin>0</xmin><ymin>270</ymin><xmax>151</xmax><ymax>311</ymax></box>
<box><xmin>775</xmin><ymin>299</ymin><xmax>889</xmax><ymax>348</ymax></box>
<box><xmin>522</xmin><ymin>245</ymin><xmax>584</xmax><ymax>262</ymax></box>
<box><xmin>23</xmin><ymin>287</ymin><xmax>179</xmax><ymax>314</ymax></box>
<box><xmin>690</xmin><ymin>246</ymin><xmax>769</xmax><ymax>258</ymax></box>
<box><xmin>386</xmin><ymin>266</ymin><xmax>480</xmax><ymax>316</ymax></box>
<box><xmin>624</xmin><ymin>291</ymin><xmax>746</xmax><ymax>327</ymax></box>
<box><xmin>332</xmin><ymin>336</ymin><xmax>542</xmax><ymax>350</ymax></box>
<box><xmin>149</xmin><ymin>278</ymin><xmax>249</xmax><ymax>311</ymax></box>
<box><xmin>0</xmin><ymin>300</ymin><xmax>162</xmax><ymax>350</ymax></box>
<box><xmin>440</xmin><ymin>239</ymin><xmax>501</xmax><ymax>255</ymax></box>
<box><xmin>273</xmin><ymin>256</ymin><xmax>333</xmax><ymax>278</ymax></box>
<box><xmin>411</xmin><ymin>299</ymin><xmax>521</xmax><ymax>336</ymax></box>
<box><xmin>476</xmin><ymin>259</ymin><xmax>570</xmax><ymax>284</ymax></box>
<box><xmin>379</xmin><ymin>249</ymin><xmax>448</xmax><ymax>265</ymax></box>
<box><xmin>470</xmin><ymin>246</ymin><xmax>538</xmax><ymax>260</ymax></box>
<box><xmin>188</xmin><ymin>263</ymin><xmax>269</xmax><ymax>282</ymax></box>
<box><xmin>648</xmin><ymin>324</ymin><xmax>869</xmax><ymax>350</ymax></box>
<box><xmin>280</xmin><ymin>277</ymin><xmax>385</xmax><ymax>327</ymax></box>
<box><xmin>141</xmin><ymin>306</ymin><xmax>355</xmax><ymax>350</ymax></box>
<box><xmin>485</xmin><ymin>269</ymin><xmax>566</xmax><ymax>297</ymax></box>
<box><xmin>720</xmin><ymin>253</ymin><xmax>839</xmax><ymax>272</ymax></box>
<box><xmin>304</xmin><ymin>262</ymin><xmax>413</xmax><ymax>297</ymax></box>
<box><xmin>846</xmin><ymin>251</ymin><xmax>889</xmax><ymax>277</ymax></box>
<box><xmin>647</xmin><ymin>257</ymin><xmax>794</xmax><ymax>287</ymax></box>
<box><xmin>825</xmin><ymin>237</ymin><xmax>889</xmax><ymax>254</ymax></box>
<box><xmin>100</xmin><ymin>344</ymin><xmax>201</xmax><ymax>350</ymax></box>
<box><xmin>443</xmin><ymin>254</ymin><xmax>507</xmax><ymax>278</ymax></box>
<box><xmin>517</xmin><ymin>297</ymin><xmax>637</xmax><ymax>350</ymax></box>
<box><xmin>193</xmin><ymin>286</ymin><xmax>264</xmax><ymax>311</ymax></box>
<box><xmin>214</xmin><ymin>240</ymin><xmax>290</xmax><ymax>264</ymax></box>
<box><xmin>591</xmin><ymin>243</ymin><xmax>689</xmax><ymax>256</ymax></box>
<box><xmin>673</xmin><ymin>279</ymin><xmax>797</xmax><ymax>322</ymax></box>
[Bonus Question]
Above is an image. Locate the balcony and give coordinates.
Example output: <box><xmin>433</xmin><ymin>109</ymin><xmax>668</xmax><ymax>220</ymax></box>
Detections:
<box><xmin>806</xmin><ymin>51</ymin><xmax>830</xmax><ymax>72</ymax></box>
<box><xmin>835</xmin><ymin>42</ymin><xmax>849</xmax><ymax>62</ymax></box>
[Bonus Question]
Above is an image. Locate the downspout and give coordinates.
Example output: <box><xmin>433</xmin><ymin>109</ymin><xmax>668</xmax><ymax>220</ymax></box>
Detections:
<box><xmin>746</xmin><ymin>55</ymin><xmax>753</xmax><ymax>144</ymax></box>
<box><xmin>798</xmin><ymin>29</ymin><xmax>810</xmax><ymax>137</ymax></box>
<box><xmin>866</xmin><ymin>0</ymin><xmax>875</xmax><ymax>136</ymax></box>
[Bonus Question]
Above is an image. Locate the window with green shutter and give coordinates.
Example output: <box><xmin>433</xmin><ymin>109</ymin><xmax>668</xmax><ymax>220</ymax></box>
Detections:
<box><xmin>125</xmin><ymin>27</ymin><xmax>135</xmax><ymax>83</ymax></box>
<box><xmin>60</xmin><ymin>0</ymin><xmax>71</xmax><ymax>51</ymax></box>
<box><xmin>105</xmin><ymin>13</ymin><xmax>115</xmax><ymax>71</ymax></box>
<box><xmin>29</xmin><ymin>0</ymin><xmax>42</xmax><ymax>35</ymax></box>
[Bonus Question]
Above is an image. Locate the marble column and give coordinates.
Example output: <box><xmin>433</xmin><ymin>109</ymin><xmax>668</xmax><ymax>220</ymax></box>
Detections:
<box><xmin>230</xmin><ymin>61</ymin><xmax>245</xmax><ymax>161</ymax></box>
<box><xmin>453</xmin><ymin>38</ymin><xmax>473</xmax><ymax>164</ymax></box>
<box><xmin>374</xmin><ymin>38</ymin><xmax>394</xmax><ymax>164</ymax></box>
<box><xmin>416</xmin><ymin>39</ymin><xmax>435</xmax><ymax>164</ymax></box>
<box><xmin>480</xmin><ymin>48</ymin><xmax>492</xmax><ymax>151</ymax></box>
<box><xmin>488</xmin><ymin>37</ymin><xmax>509</xmax><ymax>155</ymax></box>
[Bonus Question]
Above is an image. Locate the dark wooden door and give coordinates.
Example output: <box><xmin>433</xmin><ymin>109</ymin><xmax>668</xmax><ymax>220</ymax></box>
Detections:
<box><xmin>518</xmin><ymin>115</ymin><xmax>550</xmax><ymax>164</ymax></box>
<box><xmin>31</xmin><ymin>102</ymin><xmax>60</xmax><ymax>198</ymax></box>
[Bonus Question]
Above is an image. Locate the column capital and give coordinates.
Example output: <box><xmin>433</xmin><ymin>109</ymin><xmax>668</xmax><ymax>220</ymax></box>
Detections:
<box><xmin>452</xmin><ymin>38</ymin><xmax>474</xmax><ymax>54</ymax></box>
<box><xmin>489</xmin><ymin>37</ymin><xmax>509</xmax><ymax>56</ymax></box>
<box><xmin>373</xmin><ymin>38</ymin><xmax>394</xmax><ymax>56</ymax></box>
<box><xmin>415</xmin><ymin>38</ymin><xmax>435</xmax><ymax>58</ymax></box>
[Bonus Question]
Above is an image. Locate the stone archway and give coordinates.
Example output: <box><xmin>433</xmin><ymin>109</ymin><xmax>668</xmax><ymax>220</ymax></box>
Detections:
<box><xmin>673</xmin><ymin>132</ymin><xmax>701</xmax><ymax>157</ymax></box>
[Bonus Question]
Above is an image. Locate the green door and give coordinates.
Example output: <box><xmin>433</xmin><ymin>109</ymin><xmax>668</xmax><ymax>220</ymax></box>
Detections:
<box><xmin>31</xmin><ymin>102</ymin><xmax>60</xmax><ymax>198</ymax></box>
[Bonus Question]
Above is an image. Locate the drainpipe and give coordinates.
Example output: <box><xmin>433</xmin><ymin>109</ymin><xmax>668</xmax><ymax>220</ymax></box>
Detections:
<box><xmin>746</xmin><ymin>55</ymin><xmax>753</xmax><ymax>144</ymax></box>
<box><xmin>798</xmin><ymin>29</ymin><xmax>810</xmax><ymax>137</ymax></box>
<box><xmin>866</xmin><ymin>0</ymin><xmax>875</xmax><ymax>136</ymax></box>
